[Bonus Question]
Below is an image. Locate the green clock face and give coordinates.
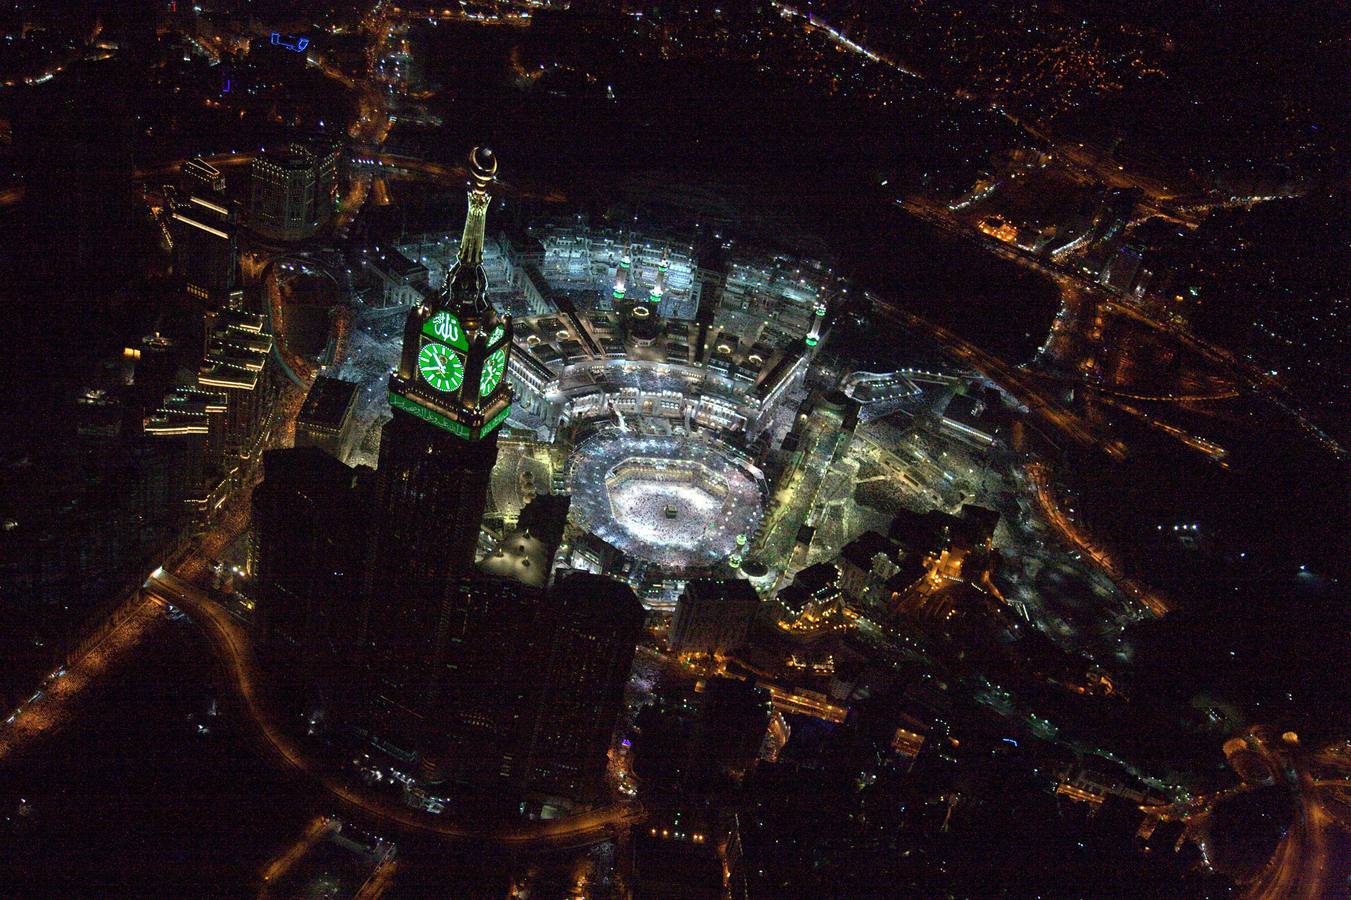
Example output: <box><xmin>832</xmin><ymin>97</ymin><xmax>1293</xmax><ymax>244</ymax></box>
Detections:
<box><xmin>479</xmin><ymin>347</ymin><xmax>506</xmax><ymax>397</ymax></box>
<box><xmin>423</xmin><ymin>311</ymin><xmax>468</xmax><ymax>351</ymax></box>
<box><xmin>418</xmin><ymin>342</ymin><xmax>464</xmax><ymax>393</ymax></box>
<box><xmin>488</xmin><ymin>324</ymin><xmax>506</xmax><ymax>346</ymax></box>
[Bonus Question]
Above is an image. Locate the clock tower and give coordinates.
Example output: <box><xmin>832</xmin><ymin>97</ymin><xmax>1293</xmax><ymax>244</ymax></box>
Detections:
<box><xmin>388</xmin><ymin>145</ymin><xmax>512</xmax><ymax>442</ymax></box>
<box><xmin>359</xmin><ymin>147</ymin><xmax>516</xmax><ymax>751</ymax></box>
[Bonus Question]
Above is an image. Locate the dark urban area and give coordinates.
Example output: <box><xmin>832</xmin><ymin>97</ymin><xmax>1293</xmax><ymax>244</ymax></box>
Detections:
<box><xmin>0</xmin><ymin>1</ymin><xmax>1348</xmax><ymax>897</ymax></box>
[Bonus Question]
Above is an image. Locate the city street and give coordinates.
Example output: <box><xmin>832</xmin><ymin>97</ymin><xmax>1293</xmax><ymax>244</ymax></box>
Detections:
<box><xmin>142</xmin><ymin>570</ymin><xmax>645</xmax><ymax>851</ymax></box>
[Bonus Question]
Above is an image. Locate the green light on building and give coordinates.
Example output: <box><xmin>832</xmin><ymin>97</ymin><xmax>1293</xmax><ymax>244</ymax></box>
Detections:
<box><xmin>388</xmin><ymin>392</ymin><xmax>511</xmax><ymax>440</ymax></box>
<box><xmin>422</xmin><ymin>311</ymin><xmax>469</xmax><ymax>351</ymax></box>
<box><xmin>805</xmin><ymin>337</ymin><xmax>818</xmax><ymax>347</ymax></box>
<box><xmin>482</xmin><ymin>404</ymin><xmax>512</xmax><ymax>436</ymax></box>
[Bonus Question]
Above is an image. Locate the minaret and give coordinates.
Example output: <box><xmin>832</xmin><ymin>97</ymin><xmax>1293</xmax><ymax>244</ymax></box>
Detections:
<box><xmin>359</xmin><ymin>147</ymin><xmax>516</xmax><ymax>753</ymax></box>
<box><xmin>649</xmin><ymin>249</ymin><xmax>668</xmax><ymax>305</ymax></box>
<box><xmin>806</xmin><ymin>299</ymin><xmax>827</xmax><ymax>348</ymax></box>
<box><xmin>612</xmin><ymin>254</ymin><xmax>630</xmax><ymax>303</ymax></box>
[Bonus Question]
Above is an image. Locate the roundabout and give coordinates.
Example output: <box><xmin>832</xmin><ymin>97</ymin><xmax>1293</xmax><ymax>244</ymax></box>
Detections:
<box><xmin>569</xmin><ymin>430</ymin><xmax>765</xmax><ymax>572</ymax></box>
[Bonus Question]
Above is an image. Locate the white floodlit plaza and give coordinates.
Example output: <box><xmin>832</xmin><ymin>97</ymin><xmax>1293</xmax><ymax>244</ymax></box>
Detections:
<box><xmin>569</xmin><ymin>430</ymin><xmax>766</xmax><ymax>571</ymax></box>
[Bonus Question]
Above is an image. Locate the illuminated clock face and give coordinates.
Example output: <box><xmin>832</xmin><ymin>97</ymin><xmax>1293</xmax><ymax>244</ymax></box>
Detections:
<box><xmin>423</xmin><ymin>311</ymin><xmax>468</xmax><ymax>351</ymax></box>
<box><xmin>487</xmin><ymin>323</ymin><xmax>506</xmax><ymax>346</ymax></box>
<box><xmin>418</xmin><ymin>342</ymin><xmax>464</xmax><ymax>393</ymax></box>
<box><xmin>479</xmin><ymin>347</ymin><xmax>506</xmax><ymax>397</ymax></box>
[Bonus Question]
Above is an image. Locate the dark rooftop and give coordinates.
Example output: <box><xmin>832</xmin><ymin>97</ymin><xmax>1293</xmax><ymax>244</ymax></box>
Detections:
<box><xmin>297</xmin><ymin>375</ymin><xmax>359</xmax><ymax>430</ymax></box>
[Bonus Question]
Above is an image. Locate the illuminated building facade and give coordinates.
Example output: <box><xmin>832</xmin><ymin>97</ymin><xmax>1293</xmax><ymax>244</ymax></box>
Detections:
<box><xmin>776</xmin><ymin>562</ymin><xmax>843</xmax><ymax>620</ymax></box>
<box><xmin>143</xmin><ymin>384</ymin><xmax>229</xmax><ymax>521</ymax></box>
<box><xmin>181</xmin><ymin>157</ymin><xmax>226</xmax><ymax>195</ymax></box>
<box><xmin>248</xmin><ymin>142</ymin><xmax>340</xmax><ymax>243</ymax></box>
<box><xmin>358</xmin><ymin>148</ymin><xmax>516</xmax><ymax>755</ymax></box>
<box><xmin>170</xmin><ymin>158</ymin><xmax>241</xmax><ymax>306</ymax></box>
<box><xmin>834</xmin><ymin>530</ymin><xmax>906</xmax><ymax>608</ymax></box>
<box><xmin>506</xmin><ymin>309</ymin><xmax>808</xmax><ymax>442</ymax></box>
<box><xmin>295</xmin><ymin>375</ymin><xmax>359</xmax><ymax>463</ymax></box>
<box><xmin>535</xmin><ymin>223</ymin><xmax>701</xmax><ymax>320</ymax></box>
<box><xmin>198</xmin><ymin>308</ymin><xmax>278</xmax><ymax>480</ymax></box>
<box><xmin>144</xmin><ymin>309</ymin><xmax>277</xmax><ymax>523</ymax></box>
<box><xmin>364</xmin><ymin>248</ymin><xmax>429</xmax><ymax>308</ymax></box>
<box><xmin>716</xmin><ymin>256</ymin><xmax>835</xmax><ymax>347</ymax></box>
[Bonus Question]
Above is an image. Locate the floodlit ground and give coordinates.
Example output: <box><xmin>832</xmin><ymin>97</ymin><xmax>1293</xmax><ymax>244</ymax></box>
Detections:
<box><xmin>569</xmin><ymin>430</ymin><xmax>765</xmax><ymax>571</ymax></box>
<box><xmin>331</xmin><ymin>304</ymin><xmax>407</xmax><ymax>467</ymax></box>
<box><xmin>489</xmin><ymin>439</ymin><xmax>563</xmax><ymax>523</ymax></box>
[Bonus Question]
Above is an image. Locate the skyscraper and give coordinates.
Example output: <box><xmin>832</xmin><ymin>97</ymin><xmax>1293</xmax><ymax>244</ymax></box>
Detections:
<box><xmin>358</xmin><ymin>147</ymin><xmax>515</xmax><ymax>755</ymax></box>
<box><xmin>295</xmin><ymin>374</ymin><xmax>360</xmax><ymax>463</ymax></box>
<box><xmin>247</xmin><ymin>141</ymin><xmax>339</xmax><ymax>242</ymax></box>
<box><xmin>251</xmin><ymin>446</ymin><xmax>368</xmax><ymax>719</ymax></box>
<box><xmin>670</xmin><ymin>578</ymin><xmax>761</xmax><ymax>656</ymax></box>
<box><xmin>522</xmin><ymin>572</ymin><xmax>646</xmax><ymax>804</ymax></box>
<box><xmin>197</xmin><ymin>308</ymin><xmax>278</xmax><ymax>488</ymax></box>
<box><xmin>170</xmin><ymin>158</ymin><xmax>240</xmax><ymax>306</ymax></box>
<box><xmin>424</xmin><ymin>575</ymin><xmax>542</xmax><ymax>792</ymax></box>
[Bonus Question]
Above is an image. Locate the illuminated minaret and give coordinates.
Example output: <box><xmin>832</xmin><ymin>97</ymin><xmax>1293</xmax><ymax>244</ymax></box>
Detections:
<box><xmin>649</xmin><ymin>249</ymin><xmax>669</xmax><ymax>305</ymax></box>
<box><xmin>359</xmin><ymin>147</ymin><xmax>516</xmax><ymax>751</ymax></box>
<box><xmin>806</xmin><ymin>299</ymin><xmax>827</xmax><ymax>348</ymax></box>
<box><xmin>612</xmin><ymin>254</ymin><xmax>630</xmax><ymax>303</ymax></box>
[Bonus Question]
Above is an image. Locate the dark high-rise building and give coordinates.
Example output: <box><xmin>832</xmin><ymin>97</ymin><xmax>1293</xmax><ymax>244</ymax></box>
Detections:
<box><xmin>248</xmin><ymin>141</ymin><xmax>339</xmax><ymax>242</ymax></box>
<box><xmin>669</xmin><ymin>578</ymin><xmax>760</xmax><ymax>656</ymax></box>
<box><xmin>522</xmin><ymin>572</ymin><xmax>645</xmax><ymax>803</ymax></box>
<box><xmin>252</xmin><ymin>446</ymin><xmax>368</xmax><ymax>718</ymax></box>
<box><xmin>358</xmin><ymin>147</ymin><xmax>515</xmax><ymax>754</ymax></box>
<box><xmin>295</xmin><ymin>375</ymin><xmax>360</xmax><ymax>463</ymax></box>
<box><xmin>699</xmin><ymin>677</ymin><xmax>773</xmax><ymax>780</ymax></box>
<box><xmin>143</xmin><ymin>383</ymin><xmax>230</xmax><ymax>525</ymax></box>
<box><xmin>424</xmin><ymin>575</ymin><xmax>543</xmax><ymax>791</ymax></box>
<box><xmin>170</xmin><ymin>159</ymin><xmax>241</xmax><ymax>306</ymax></box>
<box><xmin>633</xmin><ymin>677</ymin><xmax>772</xmax><ymax>801</ymax></box>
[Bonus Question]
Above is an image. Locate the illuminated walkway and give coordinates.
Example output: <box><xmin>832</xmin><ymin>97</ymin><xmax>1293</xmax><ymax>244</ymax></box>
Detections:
<box><xmin>0</xmin><ymin>597</ymin><xmax>166</xmax><ymax>765</ymax></box>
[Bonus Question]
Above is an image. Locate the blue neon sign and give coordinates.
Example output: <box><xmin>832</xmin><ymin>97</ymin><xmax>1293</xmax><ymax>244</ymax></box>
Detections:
<box><xmin>270</xmin><ymin>33</ymin><xmax>310</xmax><ymax>53</ymax></box>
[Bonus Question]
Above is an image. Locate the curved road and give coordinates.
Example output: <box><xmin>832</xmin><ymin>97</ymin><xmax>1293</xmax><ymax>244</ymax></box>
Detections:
<box><xmin>1186</xmin><ymin>731</ymin><xmax>1351</xmax><ymax>900</ymax></box>
<box><xmin>143</xmin><ymin>570</ymin><xmax>644</xmax><ymax>851</ymax></box>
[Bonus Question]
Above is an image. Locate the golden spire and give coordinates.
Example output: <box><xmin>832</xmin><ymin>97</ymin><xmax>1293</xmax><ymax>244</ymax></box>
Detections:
<box><xmin>456</xmin><ymin>146</ymin><xmax>497</xmax><ymax>268</ymax></box>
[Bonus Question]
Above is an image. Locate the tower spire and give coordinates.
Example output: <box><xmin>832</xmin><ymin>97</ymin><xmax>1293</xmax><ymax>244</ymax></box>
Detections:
<box><xmin>439</xmin><ymin>148</ymin><xmax>497</xmax><ymax>318</ymax></box>
<box><xmin>449</xmin><ymin>147</ymin><xmax>496</xmax><ymax>281</ymax></box>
